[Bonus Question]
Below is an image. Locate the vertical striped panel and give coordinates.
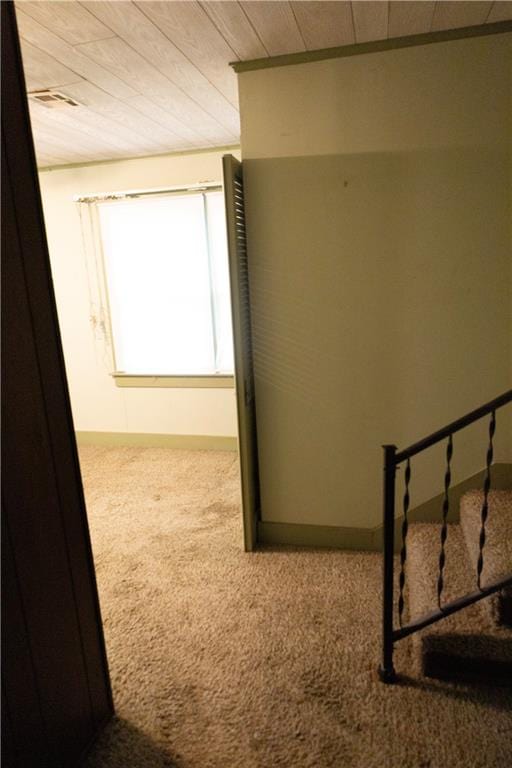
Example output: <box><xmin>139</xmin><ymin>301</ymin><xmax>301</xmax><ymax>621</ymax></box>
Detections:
<box><xmin>223</xmin><ymin>154</ymin><xmax>261</xmax><ymax>550</ymax></box>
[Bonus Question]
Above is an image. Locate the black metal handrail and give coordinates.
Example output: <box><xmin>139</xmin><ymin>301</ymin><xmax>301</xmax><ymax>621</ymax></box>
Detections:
<box><xmin>395</xmin><ymin>390</ymin><xmax>512</xmax><ymax>463</ymax></box>
<box><xmin>379</xmin><ymin>389</ymin><xmax>512</xmax><ymax>683</ymax></box>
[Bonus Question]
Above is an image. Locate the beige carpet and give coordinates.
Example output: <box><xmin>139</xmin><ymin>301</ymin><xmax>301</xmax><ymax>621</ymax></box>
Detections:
<box><xmin>80</xmin><ymin>446</ymin><xmax>512</xmax><ymax>768</ymax></box>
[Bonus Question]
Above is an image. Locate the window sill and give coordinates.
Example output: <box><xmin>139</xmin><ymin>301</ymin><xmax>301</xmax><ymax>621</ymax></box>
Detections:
<box><xmin>112</xmin><ymin>374</ymin><xmax>235</xmax><ymax>389</ymax></box>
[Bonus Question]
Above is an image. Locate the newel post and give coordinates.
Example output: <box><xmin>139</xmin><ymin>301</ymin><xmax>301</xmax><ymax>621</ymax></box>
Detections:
<box><xmin>379</xmin><ymin>444</ymin><xmax>397</xmax><ymax>683</ymax></box>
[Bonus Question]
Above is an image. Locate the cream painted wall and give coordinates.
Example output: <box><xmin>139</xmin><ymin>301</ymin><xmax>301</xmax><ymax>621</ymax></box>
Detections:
<box><xmin>39</xmin><ymin>148</ymin><xmax>240</xmax><ymax>437</ymax></box>
<box><xmin>238</xmin><ymin>33</ymin><xmax>512</xmax><ymax>528</ymax></box>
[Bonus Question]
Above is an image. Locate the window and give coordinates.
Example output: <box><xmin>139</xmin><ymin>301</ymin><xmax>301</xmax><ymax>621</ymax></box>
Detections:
<box><xmin>97</xmin><ymin>189</ymin><xmax>234</xmax><ymax>377</ymax></box>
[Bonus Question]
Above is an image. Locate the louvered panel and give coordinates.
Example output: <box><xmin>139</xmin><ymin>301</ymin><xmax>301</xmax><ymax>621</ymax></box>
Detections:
<box><xmin>223</xmin><ymin>155</ymin><xmax>260</xmax><ymax>551</ymax></box>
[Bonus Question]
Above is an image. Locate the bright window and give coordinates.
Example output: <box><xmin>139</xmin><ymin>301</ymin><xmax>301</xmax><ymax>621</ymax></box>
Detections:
<box><xmin>97</xmin><ymin>190</ymin><xmax>234</xmax><ymax>376</ymax></box>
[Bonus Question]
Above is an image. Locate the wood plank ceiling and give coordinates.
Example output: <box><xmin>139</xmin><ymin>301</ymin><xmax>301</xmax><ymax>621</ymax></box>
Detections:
<box><xmin>15</xmin><ymin>1</ymin><xmax>512</xmax><ymax>168</ymax></box>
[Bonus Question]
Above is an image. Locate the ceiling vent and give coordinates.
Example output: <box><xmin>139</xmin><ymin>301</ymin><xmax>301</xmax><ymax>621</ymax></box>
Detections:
<box><xmin>28</xmin><ymin>90</ymin><xmax>81</xmax><ymax>108</ymax></box>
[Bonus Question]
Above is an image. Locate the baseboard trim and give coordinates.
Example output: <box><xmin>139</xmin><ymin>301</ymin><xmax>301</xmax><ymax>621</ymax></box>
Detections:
<box><xmin>75</xmin><ymin>431</ymin><xmax>238</xmax><ymax>452</ymax></box>
<box><xmin>258</xmin><ymin>463</ymin><xmax>512</xmax><ymax>552</ymax></box>
<box><xmin>258</xmin><ymin>521</ymin><xmax>377</xmax><ymax>551</ymax></box>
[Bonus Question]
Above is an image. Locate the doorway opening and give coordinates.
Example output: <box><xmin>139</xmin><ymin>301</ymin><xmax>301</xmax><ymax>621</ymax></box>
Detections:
<box><xmin>28</xmin><ymin>150</ymin><xmax>248</xmax><ymax>552</ymax></box>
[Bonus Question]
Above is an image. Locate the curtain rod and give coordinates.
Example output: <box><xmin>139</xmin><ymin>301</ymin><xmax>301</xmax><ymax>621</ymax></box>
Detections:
<box><xmin>74</xmin><ymin>181</ymin><xmax>222</xmax><ymax>204</ymax></box>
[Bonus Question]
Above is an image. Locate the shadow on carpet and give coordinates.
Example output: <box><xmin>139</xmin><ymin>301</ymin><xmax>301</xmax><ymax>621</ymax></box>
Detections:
<box><xmin>86</xmin><ymin>717</ymin><xmax>180</xmax><ymax>768</ymax></box>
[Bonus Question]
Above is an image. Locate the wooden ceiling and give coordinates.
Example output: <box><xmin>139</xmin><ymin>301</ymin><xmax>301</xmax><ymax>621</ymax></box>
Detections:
<box><xmin>16</xmin><ymin>1</ymin><xmax>512</xmax><ymax>168</ymax></box>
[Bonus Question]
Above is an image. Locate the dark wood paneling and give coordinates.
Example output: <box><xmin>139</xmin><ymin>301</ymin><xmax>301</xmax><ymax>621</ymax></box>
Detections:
<box><xmin>2</xmin><ymin>509</ymin><xmax>47</xmax><ymax>768</ymax></box>
<box><xmin>6</xmin><ymin>2</ymin><xmax>113</xmax><ymax>729</ymax></box>
<box><xmin>1</xmin><ymin>3</ymin><xmax>113</xmax><ymax>766</ymax></box>
<box><xmin>2</xmin><ymin>682</ymin><xmax>19</xmax><ymax>768</ymax></box>
<box><xmin>2</xmin><ymin>149</ymin><xmax>93</xmax><ymax>761</ymax></box>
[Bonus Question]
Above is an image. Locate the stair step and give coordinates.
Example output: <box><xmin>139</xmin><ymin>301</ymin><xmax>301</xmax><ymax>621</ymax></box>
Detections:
<box><xmin>460</xmin><ymin>489</ymin><xmax>512</xmax><ymax>626</ymax></box>
<box><xmin>406</xmin><ymin>522</ymin><xmax>512</xmax><ymax>683</ymax></box>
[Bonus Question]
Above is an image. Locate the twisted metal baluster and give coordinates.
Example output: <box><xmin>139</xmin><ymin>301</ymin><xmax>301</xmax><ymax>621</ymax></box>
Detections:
<box><xmin>437</xmin><ymin>435</ymin><xmax>453</xmax><ymax>609</ymax></box>
<box><xmin>477</xmin><ymin>411</ymin><xmax>496</xmax><ymax>590</ymax></box>
<box><xmin>398</xmin><ymin>459</ymin><xmax>411</xmax><ymax>627</ymax></box>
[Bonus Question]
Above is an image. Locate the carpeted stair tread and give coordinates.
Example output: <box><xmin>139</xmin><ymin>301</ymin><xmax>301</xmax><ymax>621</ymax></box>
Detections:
<box><xmin>406</xmin><ymin>522</ymin><xmax>512</xmax><ymax>682</ymax></box>
<box><xmin>460</xmin><ymin>489</ymin><xmax>512</xmax><ymax>626</ymax></box>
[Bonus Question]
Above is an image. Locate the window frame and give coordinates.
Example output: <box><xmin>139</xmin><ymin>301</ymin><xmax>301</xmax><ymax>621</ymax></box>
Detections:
<box><xmin>88</xmin><ymin>183</ymin><xmax>235</xmax><ymax>388</ymax></box>
<box><xmin>112</xmin><ymin>374</ymin><xmax>234</xmax><ymax>389</ymax></box>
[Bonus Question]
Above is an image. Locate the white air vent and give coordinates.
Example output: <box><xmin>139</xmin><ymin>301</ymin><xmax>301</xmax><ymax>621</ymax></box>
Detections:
<box><xmin>28</xmin><ymin>90</ymin><xmax>81</xmax><ymax>108</ymax></box>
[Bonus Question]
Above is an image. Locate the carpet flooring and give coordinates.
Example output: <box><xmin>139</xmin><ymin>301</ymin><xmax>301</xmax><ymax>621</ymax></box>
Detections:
<box><xmin>80</xmin><ymin>446</ymin><xmax>512</xmax><ymax>768</ymax></box>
